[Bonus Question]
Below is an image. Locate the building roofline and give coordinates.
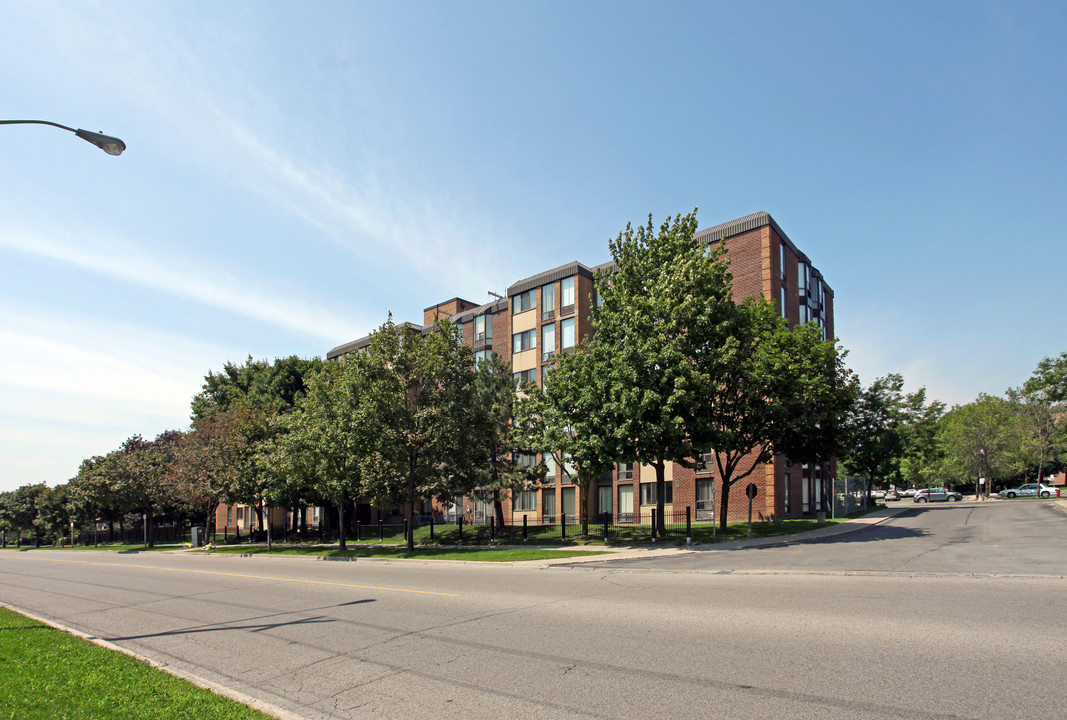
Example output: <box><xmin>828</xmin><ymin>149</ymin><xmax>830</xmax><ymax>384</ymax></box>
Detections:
<box><xmin>507</xmin><ymin>261</ymin><xmax>595</xmax><ymax>296</ymax></box>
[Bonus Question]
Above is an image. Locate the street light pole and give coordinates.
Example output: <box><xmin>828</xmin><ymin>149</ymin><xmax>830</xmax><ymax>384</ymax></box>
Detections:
<box><xmin>0</xmin><ymin>119</ymin><xmax>126</xmax><ymax>155</ymax></box>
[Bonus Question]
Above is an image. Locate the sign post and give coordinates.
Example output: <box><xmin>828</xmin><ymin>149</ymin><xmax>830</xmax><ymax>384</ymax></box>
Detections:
<box><xmin>746</xmin><ymin>483</ymin><xmax>758</xmax><ymax>538</ymax></box>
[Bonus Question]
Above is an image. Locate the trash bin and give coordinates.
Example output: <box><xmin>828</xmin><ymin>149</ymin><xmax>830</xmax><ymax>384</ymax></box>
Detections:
<box><xmin>191</xmin><ymin>527</ymin><xmax>203</xmax><ymax>547</ymax></box>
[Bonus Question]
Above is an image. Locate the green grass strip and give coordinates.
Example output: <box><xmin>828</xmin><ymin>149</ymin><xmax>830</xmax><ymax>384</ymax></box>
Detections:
<box><xmin>0</xmin><ymin>607</ymin><xmax>275</xmax><ymax>720</ymax></box>
<box><xmin>208</xmin><ymin>545</ymin><xmax>609</xmax><ymax>562</ymax></box>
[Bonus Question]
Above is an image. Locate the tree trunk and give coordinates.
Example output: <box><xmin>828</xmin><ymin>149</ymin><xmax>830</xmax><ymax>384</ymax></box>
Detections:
<box><xmin>265</xmin><ymin>500</ymin><xmax>273</xmax><ymax>551</ymax></box>
<box><xmin>493</xmin><ymin>489</ymin><xmax>506</xmax><ymax>530</ymax></box>
<box><xmin>654</xmin><ymin>461</ymin><xmax>666</xmax><ymax>535</ymax></box>
<box><xmin>406</xmin><ymin>465</ymin><xmax>416</xmax><ymax>554</ymax></box>
<box><xmin>338</xmin><ymin>495</ymin><xmax>348</xmax><ymax>551</ymax></box>
<box><xmin>718</xmin><ymin>480</ymin><xmax>734</xmax><ymax>531</ymax></box>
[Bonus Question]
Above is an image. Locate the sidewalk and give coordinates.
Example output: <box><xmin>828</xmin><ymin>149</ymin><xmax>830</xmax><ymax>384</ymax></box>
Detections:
<box><xmin>536</xmin><ymin>505</ymin><xmax>912</xmax><ymax>565</ymax></box>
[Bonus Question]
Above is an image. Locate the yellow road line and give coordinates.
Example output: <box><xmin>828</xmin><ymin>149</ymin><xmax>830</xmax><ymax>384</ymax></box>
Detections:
<box><xmin>26</xmin><ymin>556</ymin><xmax>460</xmax><ymax>597</ymax></box>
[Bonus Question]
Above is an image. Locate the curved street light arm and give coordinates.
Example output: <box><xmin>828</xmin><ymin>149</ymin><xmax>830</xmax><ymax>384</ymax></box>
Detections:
<box><xmin>0</xmin><ymin>119</ymin><xmax>126</xmax><ymax>156</ymax></box>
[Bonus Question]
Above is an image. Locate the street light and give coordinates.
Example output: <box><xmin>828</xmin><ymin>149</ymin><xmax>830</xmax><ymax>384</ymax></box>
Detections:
<box><xmin>0</xmin><ymin>119</ymin><xmax>126</xmax><ymax>155</ymax></box>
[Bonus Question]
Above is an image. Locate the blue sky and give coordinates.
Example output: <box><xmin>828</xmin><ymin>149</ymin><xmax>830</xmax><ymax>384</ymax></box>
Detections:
<box><xmin>2</xmin><ymin>1</ymin><xmax>1065</xmax><ymax>493</ymax></box>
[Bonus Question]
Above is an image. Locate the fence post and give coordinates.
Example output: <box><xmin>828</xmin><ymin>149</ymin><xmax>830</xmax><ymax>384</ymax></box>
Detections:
<box><xmin>429</xmin><ymin>515</ymin><xmax>434</xmax><ymax>542</ymax></box>
<box><xmin>603</xmin><ymin>515</ymin><xmax>609</xmax><ymax>541</ymax></box>
<box><xmin>686</xmin><ymin>506</ymin><xmax>692</xmax><ymax>545</ymax></box>
<box><xmin>379</xmin><ymin>519</ymin><xmax>384</xmax><ymax>541</ymax></box>
<box><xmin>404</xmin><ymin>517</ymin><xmax>409</xmax><ymax>544</ymax></box>
<box><xmin>651</xmin><ymin>508</ymin><xmax>657</xmax><ymax>541</ymax></box>
<box><xmin>522</xmin><ymin>514</ymin><xmax>528</xmax><ymax>542</ymax></box>
<box><xmin>562</xmin><ymin>513</ymin><xmax>567</xmax><ymax>541</ymax></box>
<box><xmin>458</xmin><ymin>515</ymin><xmax>464</xmax><ymax>542</ymax></box>
<box><xmin>355</xmin><ymin>521</ymin><xmax>361</xmax><ymax>542</ymax></box>
<box><xmin>490</xmin><ymin>517</ymin><xmax>495</xmax><ymax>541</ymax></box>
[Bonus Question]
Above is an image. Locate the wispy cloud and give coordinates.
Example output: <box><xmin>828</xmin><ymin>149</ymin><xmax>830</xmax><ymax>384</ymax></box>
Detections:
<box><xmin>0</xmin><ymin>223</ymin><xmax>368</xmax><ymax>344</ymax></box>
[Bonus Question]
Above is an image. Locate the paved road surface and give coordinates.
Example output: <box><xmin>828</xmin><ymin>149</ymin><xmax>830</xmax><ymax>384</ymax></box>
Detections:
<box><xmin>1</xmin><ymin>499</ymin><xmax>1064</xmax><ymax>720</ymax></box>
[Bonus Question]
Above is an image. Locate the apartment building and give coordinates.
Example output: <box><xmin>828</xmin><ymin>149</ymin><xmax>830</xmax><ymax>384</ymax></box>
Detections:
<box><xmin>325</xmin><ymin>211</ymin><xmax>834</xmax><ymax>527</ymax></box>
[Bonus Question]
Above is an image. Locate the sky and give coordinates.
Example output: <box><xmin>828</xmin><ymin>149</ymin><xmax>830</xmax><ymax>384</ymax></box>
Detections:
<box><xmin>2</xmin><ymin>0</ymin><xmax>1065</xmax><ymax>493</ymax></box>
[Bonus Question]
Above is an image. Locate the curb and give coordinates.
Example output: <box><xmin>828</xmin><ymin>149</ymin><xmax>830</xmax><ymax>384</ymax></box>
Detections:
<box><xmin>0</xmin><ymin>602</ymin><xmax>305</xmax><ymax>720</ymax></box>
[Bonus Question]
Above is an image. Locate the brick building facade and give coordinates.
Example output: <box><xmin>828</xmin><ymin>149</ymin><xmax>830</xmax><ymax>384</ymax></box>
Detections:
<box><xmin>323</xmin><ymin>210</ymin><xmax>834</xmax><ymax>527</ymax></box>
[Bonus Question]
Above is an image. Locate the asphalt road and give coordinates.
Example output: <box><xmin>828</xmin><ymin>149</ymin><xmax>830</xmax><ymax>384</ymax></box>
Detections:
<box><xmin>1</xmin><ymin>499</ymin><xmax>1064</xmax><ymax>720</ymax></box>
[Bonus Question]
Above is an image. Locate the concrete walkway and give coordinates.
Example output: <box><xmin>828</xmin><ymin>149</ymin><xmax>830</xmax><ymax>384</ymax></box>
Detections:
<box><xmin>535</xmin><ymin>505</ymin><xmax>912</xmax><ymax>565</ymax></box>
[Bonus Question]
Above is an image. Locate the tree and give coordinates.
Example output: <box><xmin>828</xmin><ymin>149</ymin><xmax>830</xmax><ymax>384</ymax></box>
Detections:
<box><xmin>107</xmin><ymin>432</ymin><xmax>181</xmax><ymax>547</ymax></box>
<box><xmin>770</xmin><ymin>321</ymin><xmax>859</xmax><ymax>511</ymax></box>
<box><xmin>1010</xmin><ymin>352</ymin><xmax>1067</xmax><ymax>484</ymax></box>
<box><xmin>693</xmin><ymin>298</ymin><xmax>851</xmax><ymax>528</ymax></box>
<box><xmin>190</xmin><ymin>356</ymin><xmax>321</xmax><ymax>539</ymax></box>
<box><xmin>840</xmin><ymin>374</ymin><xmax>908</xmax><ymax>499</ymax></box>
<box><xmin>4</xmin><ymin>484</ymin><xmax>49</xmax><ymax>545</ymax></box>
<box><xmin>273</xmin><ymin>356</ymin><xmax>374</xmax><ymax>550</ymax></box>
<box><xmin>938</xmin><ymin>394</ymin><xmax>1027</xmax><ymax>495</ymax></box>
<box><xmin>526</xmin><ymin>344</ymin><xmax>616</xmax><ymax>536</ymax></box>
<box><xmin>896</xmin><ymin>388</ymin><xmax>947</xmax><ymax>489</ymax></box>
<box><xmin>360</xmin><ymin>318</ymin><xmax>479</xmax><ymax>552</ymax></box>
<box><xmin>583</xmin><ymin>210</ymin><xmax>737</xmax><ymax>534</ymax></box>
<box><xmin>166</xmin><ymin>412</ymin><xmax>242</xmax><ymax>538</ymax></box>
<box><xmin>470</xmin><ymin>352</ymin><xmax>542</xmax><ymax>529</ymax></box>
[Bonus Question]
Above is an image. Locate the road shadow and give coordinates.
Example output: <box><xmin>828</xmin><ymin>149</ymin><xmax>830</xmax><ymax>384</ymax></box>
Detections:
<box><xmin>104</xmin><ymin>598</ymin><xmax>376</xmax><ymax>642</ymax></box>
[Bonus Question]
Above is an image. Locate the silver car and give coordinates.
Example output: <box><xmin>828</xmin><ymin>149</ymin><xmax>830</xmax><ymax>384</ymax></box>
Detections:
<box><xmin>998</xmin><ymin>483</ymin><xmax>1059</xmax><ymax>499</ymax></box>
<box><xmin>914</xmin><ymin>488</ymin><xmax>963</xmax><ymax>503</ymax></box>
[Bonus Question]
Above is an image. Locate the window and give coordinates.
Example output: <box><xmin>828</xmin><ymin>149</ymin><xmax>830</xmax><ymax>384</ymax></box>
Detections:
<box><xmin>698</xmin><ymin>450</ymin><xmax>714</xmax><ymax>472</ymax></box>
<box><xmin>560</xmin><ymin>276</ymin><xmax>575</xmax><ymax>312</ymax></box>
<box><xmin>696</xmin><ymin>479</ymin><xmax>714</xmax><ymax>519</ymax></box>
<box><xmin>542</xmin><ymin>452</ymin><xmax>557</xmax><ymax>482</ymax></box>
<box><xmin>474</xmin><ymin>349</ymin><xmax>490</xmax><ymax>364</ymax></box>
<box><xmin>784</xmin><ymin>473</ymin><xmax>791</xmax><ymax>514</ymax></box>
<box><xmin>619</xmin><ymin>462</ymin><xmax>633</xmax><ymax>480</ymax></box>
<box><xmin>512</xmin><ymin>329</ymin><xmax>536</xmax><ymax>353</ymax></box>
<box><xmin>513</xmin><ymin>368</ymin><xmax>537</xmax><ymax>384</ymax></box>
<box><xmin>541</xmin><ymin>323</ymin><xmax>555</xmax><ymax>361</ymax></box>
<box><xmin>618</xmin><ymin>485</ymin><xmax>634</xmax><ymax>521</ymax></box>
<box><xmin>514</xmin><ymin>490</ymin><xmax>537</xmax><ymax>511</ymax></box>
<box><xmin>560</xmin><ymin>317</ymin><xmax>575</xmax><ymax>349</ymax></box>
<box><xmin>798</xmin><ymin>261</ymin><xmax>809</xmax><ymax>295</ymax></box>
<box><xmin>597</xmin><ymin>486</ymin><xmax>613</xmax><ymax>516</ymax></box>
<box><xmin>562</xmin><ymin>487</ymin><xmax>576</xmax><ymax>518</ymax></box>
<box><xmin>542</xmin><ymin>489</ymin><xmax>556</xmax><ymax>521</ymax></box>
<box><xmin>640</xmin><ymin>482</ymin><xmax>673</xmax><ymax>505</ymax></box>
<box><xmin>562</xmin><ymin>452</ymin><xmax>576</xmax><ymax>481</ymax></box>
<box><xmin>236</xmin><ymin>506</ymin><xmax>244</xmax><ymax>521</ymax></box>
<box><xmin>226</xmin><ymin>506</ymin><xmax>233</xmax><ymax>525</ymax></box>
<box><xmin>541</xmin><ymin>283</ymin><xmax>555</xmax><ymax>320</ymax></box>
<box><xmin>474</xmin><ymin>314</ymin><xmax>492</xmax><ymax>341</ymax></box>
<box><xmin>513</xmin><ymin>452</ymin><xmax>537</xmax><ymax>470</ymax></box>
<box><xmin>780</xmin><ymin>243</ymin><xmax>787</xmax><ymax>282</ymax></box>
<box><xmin>513</xmin><ymin>289</ymin><xmax>536</xmax><ymax>314</ymax></box>
<box><xmin>780</xmin><ymin>286</ymin><xmax>787</xmax><ymax>319</ymax></box>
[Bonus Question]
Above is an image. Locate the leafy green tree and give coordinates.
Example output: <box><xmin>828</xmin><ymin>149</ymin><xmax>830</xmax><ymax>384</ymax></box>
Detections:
<box><xmin>840</xmin><ymin>374</ymin><xmax>908</xmax><ymax>498</ymax></box>
<box><xmin>273</xmin><ymin>356</ymin><xmax>374</xmax><ymax>550</ymax></box>
<box><xmin>770</xmin><ymin>323</ymin><xmax>859</xmax><ymax>509</ymax></box>
<box><xmin>191</xmin><ymin>355</ymin><xmax>321</xmax><ymax>421</ymax></box>
<box><xmin>360</xmin><ymin>318</ymin><xmax>478</xmax><ymax>552</ymax></box>
<box><xmin>938</xmin><ymin>394</ymin><xmax>1027</xmax><ymax>495</ymax></box>
<box><xmin>693</xmin><ymin>298</ymin><xmax>851</xmax><ymax>527</ymax></box>
<box><xmin>897</xmin><ymin>388</ymin><xmax>947</xmax><ymax>489</ymax></box>
<box><xmin>525</xmin><ymin>346</ymin><xmax>616</xmax><ymax>535</ymax></box>
<box><xmin>583</xmin><ymin>210</ymin><xmax>737</xmax><ymax>534</ymax></box>
<box><xmin>1010</xmin><ymin>352</ymin><xmax>1067</xmax><ymax>484</ymax></box>
<box><xmin>67</xmin><ymin>455</ymin><xmax>125</xmax><ymax>541</ymax></box>
<box><xmin>3</xmin><ymin>484</ymin><xmax>48</xmax><ymax>545</ymax></box>
<box><xmin>470</xmin><ymin>352</ymin><xmax>542</xmax><ymax>529</ymax></box>
<box><xmin>107</xmin><ymin>433</ymin><xmax>181</xmax><ymax>547</ymax></box>
<box><xmin>34</xmin><ymin>484</ymin><xmax>70</xmax><ymax>542</ymax></box>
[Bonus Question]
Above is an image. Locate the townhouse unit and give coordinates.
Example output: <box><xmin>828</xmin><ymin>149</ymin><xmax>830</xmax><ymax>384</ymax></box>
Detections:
<box><xmin>324</xmin><ymin>210</ymin><xmax>835</xmax><ymax>527</ymax></box>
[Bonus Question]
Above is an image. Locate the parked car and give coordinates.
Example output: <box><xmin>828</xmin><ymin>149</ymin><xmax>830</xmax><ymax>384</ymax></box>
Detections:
<box><xmin>914</xmin><ymin>488</ymin><xmax>963</xmax><ymax>503</ymax></box>
<box><xmin>884</xmin><ymin>490</ymin><xmax>901</xmax><ymax>501</ymax></box>
<box><xmin>872</xmin><ymin>490</ymin><xmax>886</xmax><ymax>499</ymax></box>
<box><xmin>998</xmin><ymin>483</ymin><xmax>1060</xmax><ymax>499</ymax></box>
<box><xmin>901</xmin><ymin>488</ymin><xmax>918</xmax><ymax>497</ymax></box>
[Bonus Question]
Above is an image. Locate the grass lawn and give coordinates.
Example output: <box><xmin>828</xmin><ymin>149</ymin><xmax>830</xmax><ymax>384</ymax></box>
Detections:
<box><xmin>0</xmin><ymin>607</ymin><xmax>274</xmax><ymax>720</ymax></box>
<box><xmin>207</xmin><ymin>545</ymin><xmax>611</xmax><ymax>562</ymax></box>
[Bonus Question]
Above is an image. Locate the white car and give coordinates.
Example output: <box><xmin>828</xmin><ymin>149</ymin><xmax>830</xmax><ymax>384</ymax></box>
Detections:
<box><xmin>998</xmin><ymin>483</ymin><xmax>1060</xmax><ymax>499</ymax></box>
